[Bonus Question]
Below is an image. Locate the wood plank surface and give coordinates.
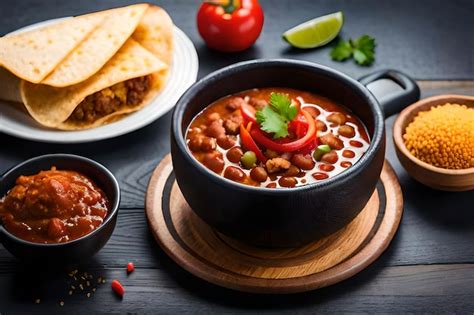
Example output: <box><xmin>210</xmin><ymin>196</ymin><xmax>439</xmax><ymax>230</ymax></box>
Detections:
<box><xmin>1</xmin><ymin>264</ymin><xmax>472</xmax><ymax>313</ymax></box>
<box><xmin>0</xmin><ymin>1</ymin><xmax>473</xmax><ymax>80</ymax></box>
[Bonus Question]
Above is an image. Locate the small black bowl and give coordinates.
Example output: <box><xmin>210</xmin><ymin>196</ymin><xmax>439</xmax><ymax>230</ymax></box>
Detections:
<box><xmin>0</xmin><ymin>154</ymin><xmax>120</xmax><ymax>264</ymax></box>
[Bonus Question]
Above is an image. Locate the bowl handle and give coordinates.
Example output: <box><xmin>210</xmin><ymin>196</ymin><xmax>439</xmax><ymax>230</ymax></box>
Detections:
<box><xmin>359</xmin><ymin>70</ymin><xmax>420</xmax><ymax>117</ymax></box>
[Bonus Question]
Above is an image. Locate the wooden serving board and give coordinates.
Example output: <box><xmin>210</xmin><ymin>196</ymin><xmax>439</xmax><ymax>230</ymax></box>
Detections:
<box><xmin>146</xmin><ymin>155</ymin><xmax>403</xmax><ymax>294</ymax></box>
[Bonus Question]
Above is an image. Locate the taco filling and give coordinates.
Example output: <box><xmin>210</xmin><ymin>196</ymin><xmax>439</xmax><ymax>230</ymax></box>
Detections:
<box><xmin>69</xmin><ymin>75</ymin><xmax>151</xmax><ymax>123</ymax></box>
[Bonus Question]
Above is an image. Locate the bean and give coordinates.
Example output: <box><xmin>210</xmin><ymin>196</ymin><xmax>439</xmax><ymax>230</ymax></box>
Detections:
<box><xmin>279</xmin><ymin>177</ymin><xmax>297</xmax><ymax>188</ymax></box>
<box><xmin>226</xmin><ymin>97</ymin><xmax>245</xmax><ymax>111</ymax></box>
<box><xmin>187</xmin><ymin>127</ymin><xmax>202</xmax><ymax>138</ymax></box>
<box><xmin>201</xmin><ymin>137</ymin><xmax>216</xmax><ymax>152</ymax></box>
<box><xmin>188</xmin><ymin>136</ymin><xmax>203</xmax><ymax>152</ymax></box>
<box><xmin>321</xmin><ymin>151</ymin><xmax>338</xmax><ymax>164</ymax></box>
<box><xmin>319</xmin><ymin>132</ymin><xmax>344</xmax><ymax>150</ymax></box>
<box><xmin>316</xmin><ymin>120</ymin><xmax>327</xmax><ymax>132</ymax></box>
<box><xmin>206</xmin><ymin>120</ymin><xmax>225</xmax><ymax>138</ymax></box>
<box><xmin>350</xmin><ymin>140</ymin><xmax>364</xmax><ymax>148</ymax></box>
<box><xmin>312</xmin><ymin>172</ymin><xmax>329</xmax><ymax>180</ymax></box>
<box><xmin>223</xmin><ymin>118</ymin><xmax>241</xmax><ymax>135</ymax></box>
<box><xmin>206</xmin><ymin>112</ymin><xmax>220</xmax><ymax>123</ymax></box>
<box><xmin>227</xmin><ymin>147</ymin><xmax>243</xmax><ymax>163</ymax></box>
<box><xmin>284</xmin><ymin>165</ymin><xmax>300</xmax><ymax>177</ymax></box>
<box><xmin>265</xmin><ymin>149</ymin><xmax>279</xmax><ymax>159</ymax></box>
<box><xmin>303</xmin><ymin>106</ymin><xmax>320</xmax><ymax>118</ymax></box>
<box><xmin>250</xmin><ymin>167</ymin><xmax>268</xmax><ymax>182</ymax></box>
<box><xmin>203</xmin><ymin>152</ymin><xmax>224</xmax><ymax>174</ymax></box>
<box><xmin>327</xmin><ymin>112</ymin><xmax>347</xmax><ymax>125</ymax></box>
<box><xmin>248</xmin><ymin>97</ymin><xmax>267</xmax><ymax>110</ymax></box>
<box><xmin>319</xmin><ymin>164</ymin><xmax>335</xmax><ymax>172</ymax></box>
<box><xmin>341</xmin><ymin>161</ymin><xmax>352</xmax><ymax>168</ymax></box>
<box><xmin>342</xmin><ymin>150</ymin><xmax>355</xmax><ymax>158</ymax></box>
<box><xmin>241</xmin><ymin>151</ymin><xmax>257</xmax><ymax>169</ymax></box>
<box><xmin>291</xmin><ymin>154</ymin><xmax>315</xmax><ymax>170</ymax></box>
<box><xmin>266</xmin><ymin>183</ymin><xmax>277</xmax><ymax>188</ymax></box>
<box><xmin>338</xmin><ymin>125</ymin><xmax>355</xmax><ymax>138</ymax></box>
<box><xmin>216</xmin><ymin>135</ymin><xmax>236</xmax><ymax>149</ymax></box>
<box><xmin>199</xmin><ymin>124</ymin><xmax>207</xmax><ymax>132</ymax></box>
<box><xmin>224</xmin><ymin>166</ymin><xmax>245</xmax><ymax>182</ymax></box>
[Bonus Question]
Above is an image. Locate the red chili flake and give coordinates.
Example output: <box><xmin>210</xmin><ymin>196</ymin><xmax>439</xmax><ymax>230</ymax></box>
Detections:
<box><xmin>126</xmin><ymin>262</ymin><xmax>135</xmax><ymax>274</ymax></box>
<box><xmin>111</xmin><ymin>279</ymin><xmax>125</xmax><ymax>298</ymax></box>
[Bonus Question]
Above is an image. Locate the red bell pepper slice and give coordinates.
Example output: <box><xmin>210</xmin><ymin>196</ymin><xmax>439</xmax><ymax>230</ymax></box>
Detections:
<box><xmin>250</xmin><ymin>109</ymin><xmax>317</xmax><ymax>153</ymax></box>
<box><xmin>288</xmin><ymin>113</ymin><xmax>308</xmax><ymax>138</ymax></box>
<box><xmin>240</xmin><ymin>103</ymin><xmax>257</xmax><ymax>123</ymax></box>
<box><xmin>239</xmin><ymin>123</ymin><xmax>267</xmax><ymax>163</ymax></box>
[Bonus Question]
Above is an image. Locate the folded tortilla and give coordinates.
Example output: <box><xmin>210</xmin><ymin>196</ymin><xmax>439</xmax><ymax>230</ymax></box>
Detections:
<box><xmin>41</xmin><ymin>4</ymin><xmax>149</xmax><ymax>87</ymax></box>
<box><xmin>0</xmin><ymin>13</ymin><xmax>104</xmax><ymax>83</ymax></box>
<box><xmin>133</xmin><ymin>5</ymin><xmax>174</xmax><ymax>66</ymax></box>
<box><xmin>20</xmin><ymin>39</ymin><xmax>168</xmax><ymax>130</ymax></box>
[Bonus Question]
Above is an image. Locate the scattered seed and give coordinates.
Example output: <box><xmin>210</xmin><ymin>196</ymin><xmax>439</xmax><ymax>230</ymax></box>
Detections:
<box><xmin>87</xmin><ymin>293</ymin><xmax>91</xmax><ymax>298</ymax></box>
<box><xmin>71</xmin><ymin>285</ymin><xmax>76</xmax><ymax>290</ymax></box>
<box><xmin>92</xmin><ymin>288</ymin><xmax>96</xmax><ymax>292</ymax></box>
<box><xmin>59</xmin><ymin>301</ymin><xmax>64</xmax><ymax>307</ymax></box>
<box><xmin>68</xmin><ymin>290</ymin><xmax>73</xmax><ymax>296</ymax></box>
<box><xmin>97</xmin><ymin>277</ymin><xmax>102</xmax><ymax>284</ymax></box>
<box><xmin>86</xmin><ymin>281</ymin><xmax>90</xmax><ymax>287</ymax></box>
<box><xmin>102</xmin><ymin>279</ymin><xmax>106</xmax><ymax>284</ymax></box>
<box><xmin>74</xmin><ymin>276</ymin><xmax>77</xmax><ymax>281</ymax></box>
<box><xmin>35</xmin><ymin>298</ymin><xmax>41</xmax><ymax>304</ymax></box>
<box><xmin>79</xmin><ymin>284</ymin><xmax>84</xmax><ymax>291</ymax></box>
<box><xmin>81</xmin><ymin>276</ymin><xmax>86</xmax><ymax>281</ymax></box>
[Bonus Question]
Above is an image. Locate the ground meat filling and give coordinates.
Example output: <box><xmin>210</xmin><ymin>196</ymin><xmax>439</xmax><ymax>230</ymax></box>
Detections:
<box><xmin>70</xmin><ymin>75</ymin><xmax>151</xmax><ymax>123</ymax></box>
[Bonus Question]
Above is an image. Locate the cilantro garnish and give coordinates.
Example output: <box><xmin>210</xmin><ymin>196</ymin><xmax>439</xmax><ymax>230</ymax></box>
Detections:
<box><xmin>255</xmin><ymin>93</ymin><xmax>297</xmax><ymax>139</ymax></box>
<box><xmin>330</xmin><ymin>35</ymin><xmax>376</xmax><ymax>66</ymax></box>
<box><xmin>330</xmin><ymin>40</ymin><xmax>352</xmax><ymax>61</ymax></box>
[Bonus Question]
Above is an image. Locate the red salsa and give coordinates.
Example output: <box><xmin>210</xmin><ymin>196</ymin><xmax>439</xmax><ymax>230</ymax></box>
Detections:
<box><xmin>186</xmin><ymin>88</ymin><xmax>370</xmax><ymax>188</ymax></box>
<box><xmin>0</xmin><ymin>167</ymin><xmax>109</xmax><ymax>244</ymax></box>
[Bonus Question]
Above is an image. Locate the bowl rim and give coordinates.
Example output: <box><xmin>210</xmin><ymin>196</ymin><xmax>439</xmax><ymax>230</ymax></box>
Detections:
<box><xmin>0</xmin><ymin>153</ymin><xmax>121</xmax><ymax>247</ymax></box>
<box><xmin>393</xmin><ymin>94</ymin><xmax>474</xmax><ymax>176</ymax></box>
<box><xmin>172</xmin><ymin>59</ymin><xmax>385</xmax><ymax>194</ymax></box>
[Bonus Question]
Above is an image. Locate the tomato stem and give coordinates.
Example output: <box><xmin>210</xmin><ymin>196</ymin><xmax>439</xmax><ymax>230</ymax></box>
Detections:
<box><xmin>223</xmin><ymin>0</ymin><xmax>238</xmax><ymax>14</ymax></box>
<box><xmin>204</xmin><ymin>0</ymin><xmax>240</xmax><ymax>14</ymax></box>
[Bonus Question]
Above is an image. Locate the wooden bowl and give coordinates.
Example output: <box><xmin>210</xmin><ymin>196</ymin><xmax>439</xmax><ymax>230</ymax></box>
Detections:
<box><xmin>393</xmin><ymin>94</ymin><xmax>474</xmax><ymax>191</ymax></box>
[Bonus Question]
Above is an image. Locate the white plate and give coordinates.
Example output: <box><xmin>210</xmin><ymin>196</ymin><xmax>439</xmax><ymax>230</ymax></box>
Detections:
<box><xmin>0</xmin><ymin>17</ymin><xmax>198</xmax><ymax>143</ymax></box>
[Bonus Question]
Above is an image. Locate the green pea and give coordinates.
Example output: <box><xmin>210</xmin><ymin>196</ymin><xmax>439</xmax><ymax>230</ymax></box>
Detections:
<box><xmin>241</xmin><ymin>151</ymin><xmax>257</xmax><ymax>169</ymax></box>
<box><xmin>313</xmin><ymin>144</ymin><xmax>331</xmax><ymax>161</ymax></box>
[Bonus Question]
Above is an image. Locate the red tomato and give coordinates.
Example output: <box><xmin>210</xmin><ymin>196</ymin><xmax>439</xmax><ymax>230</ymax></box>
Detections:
<box><xmin>197</xmin><ymin>0</ymin><xmax>264</xmax><ymax>52</ymax></box>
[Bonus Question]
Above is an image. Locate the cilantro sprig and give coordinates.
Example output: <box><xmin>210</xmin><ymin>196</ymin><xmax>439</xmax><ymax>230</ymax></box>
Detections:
<box><xmin>330</xmin><ymin>35</ymin><xmax>376</xmax><ymax>66</ymax></box>
<box><xmin>256</xmin><ymin>93</ymin><xmax>297</xmax><ymax>139</ymax></box>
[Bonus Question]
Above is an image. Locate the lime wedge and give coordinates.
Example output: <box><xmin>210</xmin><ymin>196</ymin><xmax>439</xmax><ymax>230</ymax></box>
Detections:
<box><xmin>282</xmin><ymin>12</ymin><xmax>344</xmax><ymax>49</ymax></box>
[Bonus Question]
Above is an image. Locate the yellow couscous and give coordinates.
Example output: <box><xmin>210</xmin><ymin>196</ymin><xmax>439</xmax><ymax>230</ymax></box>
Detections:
<box><xmin>403</xmin><ymin>103</ymin><xmax>474</xmax><ymax>169</ymax></box>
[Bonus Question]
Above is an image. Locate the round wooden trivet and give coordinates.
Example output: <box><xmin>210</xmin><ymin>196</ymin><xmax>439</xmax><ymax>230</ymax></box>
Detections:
<box><xmin>146</xmin><ymin>155</ymin><xmax>403</xmax><ymax>294</ymax></box>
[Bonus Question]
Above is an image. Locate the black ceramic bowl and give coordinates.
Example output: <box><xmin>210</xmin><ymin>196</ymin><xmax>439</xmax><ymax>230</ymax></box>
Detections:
<box><xmin>171</xmin><ymin>59</ymin><xmax>419</xmax><ymax>247</ymax></box>
<box><xmin>0</xmin><ymin>154</ymin><xmax>120</xmax><ymax>263</ymax></box>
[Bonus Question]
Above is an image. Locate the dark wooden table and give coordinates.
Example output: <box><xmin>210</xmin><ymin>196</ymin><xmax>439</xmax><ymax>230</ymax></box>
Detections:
<box><xmin>1</xmin><ymin>0</ymin><xmax>473</xmax><ymax>313</ymax></box>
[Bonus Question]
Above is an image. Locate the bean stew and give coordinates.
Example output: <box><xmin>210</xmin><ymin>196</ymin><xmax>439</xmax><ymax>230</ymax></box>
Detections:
<box><xmin>186</xmin><ymin>88</ymin><xmax>370</xmax><ymax>188</ymax></box>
